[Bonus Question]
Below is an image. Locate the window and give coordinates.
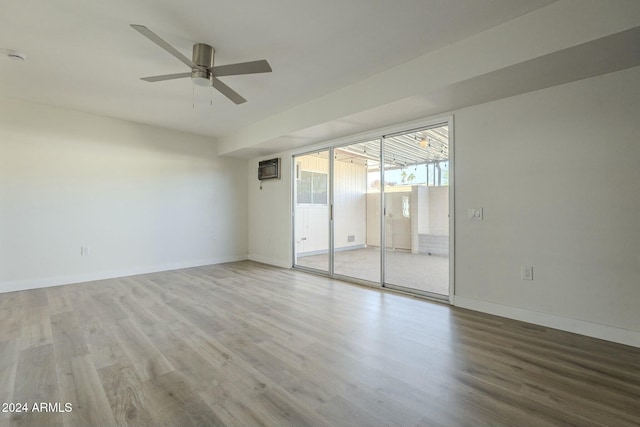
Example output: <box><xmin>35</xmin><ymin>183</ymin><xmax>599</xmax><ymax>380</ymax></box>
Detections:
<box><xmin>297</xmin><ymin>171</ymin><xmax>328</xmax><ymax>204</ymax></box>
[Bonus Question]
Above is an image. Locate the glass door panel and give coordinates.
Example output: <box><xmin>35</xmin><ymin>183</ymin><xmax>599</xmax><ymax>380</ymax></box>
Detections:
<box><xmin>383</xmin><ymin>125</ymin><xmax>450</xmax><ymax>296</ymax></box>
<box><xmin>333</xmin><ymin>140</ymin><xmax>381</xmax><ymax>283</ymax></box>
<box><xmin>293</xmin><ymin>151</ymin><xmax>330</xmax><ymax>272</ymax></box>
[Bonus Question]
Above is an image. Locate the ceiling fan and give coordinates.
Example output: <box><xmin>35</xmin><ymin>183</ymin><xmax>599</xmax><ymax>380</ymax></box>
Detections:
<box><xmin>131</xmin><ymin>24</ymin><xmax>272</xmax><ymax>104</ymax></box>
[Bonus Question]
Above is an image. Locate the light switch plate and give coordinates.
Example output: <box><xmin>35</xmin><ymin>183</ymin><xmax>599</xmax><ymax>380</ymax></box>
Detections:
<box><xmin>468</xmin><ymin>208</ymin><xmax>483</xmax><ymax>220</ymax></box>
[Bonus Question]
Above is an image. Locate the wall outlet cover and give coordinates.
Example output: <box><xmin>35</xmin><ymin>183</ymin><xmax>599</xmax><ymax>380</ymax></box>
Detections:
<box><xmin>468</xmin><ymin>207</ymin><xmax>483</xmax><ymax>220</ymax></box>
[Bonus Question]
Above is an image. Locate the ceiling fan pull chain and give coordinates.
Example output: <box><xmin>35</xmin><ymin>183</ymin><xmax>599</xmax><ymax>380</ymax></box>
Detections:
<box><xmin>192</xmin><ymin>84</ymin><xmax>195</xmax><ymax>109</ymax></box>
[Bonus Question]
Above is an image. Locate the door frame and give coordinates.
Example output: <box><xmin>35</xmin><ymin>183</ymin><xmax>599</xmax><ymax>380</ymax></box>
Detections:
<box><xmin>380</xmin><ymin>120</ymin><xmax>454</xmax><ymax>302</ymax></box>
<box><xmin>291</xmin><ymin>115</ymin><xmax>455</xmax><ymax>304</ymax></box>
<box><xmin>291</xmin><ymin>148</ymin><xmax>333</xmax><ymax>276</ymax></box>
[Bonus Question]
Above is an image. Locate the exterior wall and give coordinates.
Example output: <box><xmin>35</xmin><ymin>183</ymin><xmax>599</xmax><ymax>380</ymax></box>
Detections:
<box><xmin>369</xmin><ymin>185</ymin><xmax>449</xmax><ymax>253</ymax></box>
<box><xmin>334</xmin><ymin>161</ymin><xmax>367</xmax><ymax>250</ymax></box>
<box><xmin>419</xmin><ymin>186</ymin><xmax>449</xmax><ymax>255</ymax></box>
<box><xmin>294</xmin><ymin>155</ymin><xmax>330</xmax><ymax>255</ymax></box>
<box><xmin>293</xmin><ymin>155</ymin><xmax>367</xmax><ymax>256</ymax></box>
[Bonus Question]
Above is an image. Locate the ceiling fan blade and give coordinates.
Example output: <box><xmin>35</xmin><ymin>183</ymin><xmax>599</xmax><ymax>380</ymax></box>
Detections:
<box><xmin>130</xmin><ymin>24</ymin><xmax>202</xmax><ymax>71</ymax></box>
<box><xmin>212</xmin><ymin>60</ymin><xmax>272</xmax><ymax>77</ymax></box>
<box><xmin>141</xmin><ymin>72</ymin><xmax>191</xmax><ymax>82</ymax></box>
<box><xmin>211</xmin><ymin>77</ymin><xmax>247</xmax><ymax>104</ymax></box>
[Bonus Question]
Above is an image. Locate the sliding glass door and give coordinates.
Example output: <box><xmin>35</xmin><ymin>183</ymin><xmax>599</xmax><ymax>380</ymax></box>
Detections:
<box><xmin>292</xmin><ymin>121</ymin><xmax>451</xmax><ymax>299</ymax></box>
<box><xmin>293</xmin><ymin>150</ymin><xmax>330</xmax><ymax>272</ymax></box>
<box><xmin>333</xmin><ymin>140</ymin><xmax>381</xmax><ymax>283</ymax></box>
<box><xmin>383</xmin><ymin>126</ymin><xmax>450</xmax><ymax>297</ymax></box>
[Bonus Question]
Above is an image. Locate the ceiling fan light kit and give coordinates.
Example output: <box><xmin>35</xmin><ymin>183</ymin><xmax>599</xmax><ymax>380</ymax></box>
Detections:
<box><xmin>191</xmin><ymin>69</ymin><xmax>211</xmax><ymax>87</ymax></box>
<box><xmin>131</xmin><ymin>24</ymin><xmax>272</xmax><ymax>105</ymax></box>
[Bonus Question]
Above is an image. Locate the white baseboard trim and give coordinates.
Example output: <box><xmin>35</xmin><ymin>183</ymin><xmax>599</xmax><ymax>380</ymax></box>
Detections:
<box><xmin>454</xmin><ymin>296</ymin><xmax>640</xmax><ymax>348</ymax></box>
<box><xmin>0</xmin><ymin>254</ymin><xmax>249</xmax><ymax>294</ymax></box>
<box><xmin>297</xmin><ymin>244</ymin><xmax>366</xmax><ymax>257</ymax></box>
<box><xmin>248</xmin><ymin>254</ymin><xmax>291</xmax><ymax>269</ymax></box>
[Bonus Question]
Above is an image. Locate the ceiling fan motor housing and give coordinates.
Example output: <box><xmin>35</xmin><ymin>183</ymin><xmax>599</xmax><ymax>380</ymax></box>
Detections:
<box><xmin>193</xmin><ymin>43</ymin><xmax>214</xmax><ymax>68</ymax></box>
<box><xmin>191</xmin><ymin>43</ymin><xmax>215</xmax><ymax>86</ymax></box>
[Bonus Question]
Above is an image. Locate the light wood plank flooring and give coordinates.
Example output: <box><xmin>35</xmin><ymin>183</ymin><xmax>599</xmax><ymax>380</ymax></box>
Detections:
<box><xmin>1</xmin><ymin>261</ymin><xmax>639</xmax><ymax>426</ymax></box>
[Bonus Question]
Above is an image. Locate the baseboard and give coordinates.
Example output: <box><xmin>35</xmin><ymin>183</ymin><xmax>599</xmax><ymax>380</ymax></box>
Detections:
<box><xmin>248</xmin><ymin>254</ymin><xmax>291</xmax><ymax>269</ymax></box>
<box><xmin>0</xmin><ymin>254</ymin><xmax>249</xmax><ymax>294</ymax></box>
<box><xmin>454</xmin><ymin>296</ymin><xmax>640</xmax><ymax>348</ymax></box>
<box><xmin>297</xmin><ymin>244</ymin><xmax>366</xmax><ymax>257</ymax></box>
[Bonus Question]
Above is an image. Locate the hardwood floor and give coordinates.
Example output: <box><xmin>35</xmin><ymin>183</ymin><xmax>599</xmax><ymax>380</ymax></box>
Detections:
<box><xmin>1</xmin><ymin>261</ymin><xmax>639</xmax><ymax>426</ymax></box>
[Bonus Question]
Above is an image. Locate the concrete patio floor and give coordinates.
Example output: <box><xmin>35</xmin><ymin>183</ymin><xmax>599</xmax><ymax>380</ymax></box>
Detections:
<box><xmin>296</xmin><ymin>247</ymin><xmax>449</xmax><ymax>296</ymax></box>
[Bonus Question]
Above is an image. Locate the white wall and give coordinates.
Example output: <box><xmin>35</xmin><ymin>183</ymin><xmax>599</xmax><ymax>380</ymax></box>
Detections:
<box><xmin>368</xmin><ymin>186</ymin><xmax>449</xmax><ymax>250</ymax></box>
<box><xmin>0</xmin><ymin>98</ymin><xmax>248</xmax><ymax>292</ymax></box>
<box><xmin>454</xmin><ymin>67</ymin><xmax>640</xmax><ymax>346</ymax></box>
<box><xmin>249</xmin><ymin>153</ymin><xmax>369</xmax><ymax>267</ymax></box>
<box><xmin>247</xmin><ymin>67</ymin><xmax>640</xmax><ymax>346</ymax></box>
<box><xmin>428</xmin><ymin>186</ymin><xmax>449</xmax><ymax>236</ymax></box>
<box><xmin>365</xmin><ymin>193</ymin><xmax>381</xmax><ymax>247</ymax></box>
<box><xmin>333</xmin><ymin>160</ymin><xmax>367</xmax><ymax>250</ymax></box>
<box><xmin>248</xmin><ymin>155</ymin><xmax>292</xmax><ymax>267</ymax></box>
<box><xmin>294</xmin><ymin>155</ymin><xmax>330</xmax><ymax>255</ymax></box>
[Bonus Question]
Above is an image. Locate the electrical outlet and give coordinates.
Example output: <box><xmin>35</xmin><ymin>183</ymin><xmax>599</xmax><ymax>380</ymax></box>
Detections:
<box><xmin>80</xmin><ymin>246</ymin><xmax>91</xmax><ymax>256</ymax></box>
<box><xmin>521</xmin><ymin>265</ymin><xmax>533</xmax><ymax>280</ymax></box>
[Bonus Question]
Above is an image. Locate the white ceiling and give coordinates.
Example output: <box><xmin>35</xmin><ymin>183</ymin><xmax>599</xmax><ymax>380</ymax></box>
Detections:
<box><xmin>0</xmin><ymin>0</ymin><xmax>558</xmax><ymax>140</ymax></box>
